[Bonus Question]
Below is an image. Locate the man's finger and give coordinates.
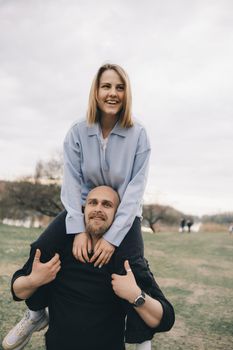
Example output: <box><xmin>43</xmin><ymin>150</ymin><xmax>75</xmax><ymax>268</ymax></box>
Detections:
<box><xmin>53</xmin><ymin>260</ymin><xmax>61</xmax><ymax>270</ymax></box>
<box><xmin>124</xmin><ymin>260</ymin><xmax>132</xmax><ymax>273</ymax></box>
<box><xmin>55</xmin><ymin>265</ymin><xmax>61</xmax><ymax>274</ymax></box>
<box><xmin>50</xmin><ymin>253</ymin><xmax>60</xmax><ymax>263</ymax></box>
<box><xmin>47</xmin><ymin>253</ymin><xmax>60</xmax><ymax>267</ymax></box>
<box><xmin>33</xmin><ymin>249</ymin><xmax>41</xmax><ymax>263</ymax></box>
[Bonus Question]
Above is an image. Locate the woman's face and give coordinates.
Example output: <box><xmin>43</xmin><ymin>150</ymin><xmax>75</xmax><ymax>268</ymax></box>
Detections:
<box><xmin>97</xmin><ymin>69</ymin><xmax>125</xmax><ymax>118</ymax></box>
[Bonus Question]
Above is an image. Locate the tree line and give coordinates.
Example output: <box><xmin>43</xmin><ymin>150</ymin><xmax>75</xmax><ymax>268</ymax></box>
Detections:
<box><xmin>1</xmin><ymin>155</ymin><xmax>231</xmax><ymax>231</ymax></box>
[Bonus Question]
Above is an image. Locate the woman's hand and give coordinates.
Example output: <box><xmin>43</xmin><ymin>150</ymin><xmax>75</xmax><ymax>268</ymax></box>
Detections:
<box><xmin>90</xmin><ymin>238</ymin><xmax>115</xmax><ymax>267</ymax></box>
<box><xmin>111</xmin><ymin>260</ymin><xmax>141</xmax><ymax>303</ymax></box>
<box><xmin>72</xmin><ymin>232</ymin><xmax>92</xmax><ymax>263</ymax></box>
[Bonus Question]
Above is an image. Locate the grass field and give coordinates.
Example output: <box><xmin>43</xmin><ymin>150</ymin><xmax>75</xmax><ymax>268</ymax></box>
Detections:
<box><xmin>0</xmin><ymin>223</ymin><xmax>232</xmax><ymax>350</ymax></box>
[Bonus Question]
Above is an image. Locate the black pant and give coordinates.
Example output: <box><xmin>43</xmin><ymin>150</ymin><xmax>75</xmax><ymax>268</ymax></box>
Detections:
<box><xmin>26</xmin><ymin>211</ymin><xmax>144</xmax><ymax>311</ymax></box>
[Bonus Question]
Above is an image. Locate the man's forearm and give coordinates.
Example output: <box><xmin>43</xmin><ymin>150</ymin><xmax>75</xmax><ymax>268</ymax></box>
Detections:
<box><xmin>12</xmin><ymin>249</ymin><xmax>61</xmax><ymax>301</ymax></box>
<box><xmin>111</xmin><ymin>260</ymin><xmax>164</xmax><ymax>328</ymax></box>
<box><xmin>13</xmin><ymin>275</ymin><xmax>39</xmax><ymax>300</ymax></box>
<box><xmin>132</xmin><ymin>293</ymin><xmax>163</xmax><ymax>328</ymax></box>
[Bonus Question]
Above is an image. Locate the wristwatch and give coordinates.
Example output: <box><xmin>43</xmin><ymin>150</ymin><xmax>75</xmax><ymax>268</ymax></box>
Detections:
<box><xmin>132</xmin><ymin>290</ymin><xmax>146</xmax><ymax>307</ymax></box>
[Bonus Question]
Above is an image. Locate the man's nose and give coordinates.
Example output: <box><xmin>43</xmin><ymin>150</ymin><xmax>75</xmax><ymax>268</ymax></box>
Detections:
<box><xmin>96</xmin><ymin>203</ymin><xmax>103</xmax><ymax>211</ymax></box>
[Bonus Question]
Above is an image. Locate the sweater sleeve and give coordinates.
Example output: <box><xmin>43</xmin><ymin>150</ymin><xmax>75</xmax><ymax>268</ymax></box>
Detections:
<box><xmin>122</xmin><ymin>256</ymin><xmax>175</xmax><ymax>343</ymax></box>
<box><xmin>103</xmin><ymin>128</ymin><xmax>151</xmax><ymax>246</ymax></box>
<box><xmin>10</xmin><ymin>213</ymin><xmax>67</xmax><ymax>303</ymax></box>
<box><xmin>11</xmin><ymin>247</ymin><xmax>36</xmax><ymax>302</ymax></box>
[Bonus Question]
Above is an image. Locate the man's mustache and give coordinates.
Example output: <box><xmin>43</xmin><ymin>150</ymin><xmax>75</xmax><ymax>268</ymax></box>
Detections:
<box><xmin>88</xmin><ymin>212</ymin><xmax>107</xmax><ymax>221</ymax></box>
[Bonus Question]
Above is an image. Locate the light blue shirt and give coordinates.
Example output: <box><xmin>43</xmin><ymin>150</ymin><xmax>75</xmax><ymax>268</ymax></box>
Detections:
<box><xmin>61</xmin><ymin>119</ymin><xmax>151</xmax><ymax>246</ymax></box>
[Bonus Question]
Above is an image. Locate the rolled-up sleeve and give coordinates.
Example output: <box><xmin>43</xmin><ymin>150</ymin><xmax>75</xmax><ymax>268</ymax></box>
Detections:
<box><xmin>11</xmin><ymin>251</ymin><xmax>35</xmax><ymax>301</ymax></box>
<box><xmin>124</xmin><ymin>257</ymin><xmax>175</xmax><ymax>343</ymax></box>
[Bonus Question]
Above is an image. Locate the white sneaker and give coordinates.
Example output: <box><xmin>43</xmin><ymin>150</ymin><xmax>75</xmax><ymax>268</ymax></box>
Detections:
<box><xmin>2</xmin><ymin>309</ymin><xmax>49</xmax><ymax>350</ymax></box>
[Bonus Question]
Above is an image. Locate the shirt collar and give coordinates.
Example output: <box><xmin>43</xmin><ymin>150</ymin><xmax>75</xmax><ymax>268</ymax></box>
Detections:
<box><xmin>87</xmin><ymin>121</ymin><xmax>128</xmax><ymax>137</ymax></box>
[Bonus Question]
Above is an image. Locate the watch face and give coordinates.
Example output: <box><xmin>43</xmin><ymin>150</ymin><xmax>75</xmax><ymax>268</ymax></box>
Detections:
<box><xmin>134</xmin><ymin>296</ymin><xmax>145</xmax><ymax>307</ymax></box>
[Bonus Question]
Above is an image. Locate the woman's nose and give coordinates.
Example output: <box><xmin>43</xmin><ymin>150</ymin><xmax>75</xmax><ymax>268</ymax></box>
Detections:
<box><xmin>109</xmin><ymin>87</ymin><xmax>117</xmax><ymax>96</ymax></box>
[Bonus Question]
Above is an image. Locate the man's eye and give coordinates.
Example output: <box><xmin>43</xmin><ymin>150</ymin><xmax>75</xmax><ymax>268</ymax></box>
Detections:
<box><xmin>104</xmin><ymin>203</ymin><xmax>112</xmax><ymax>208</ymax></box>
<box><xmin>89</xmin><ymin>201</ymin><xmax>97</xmax><ymax>206</ymax></box>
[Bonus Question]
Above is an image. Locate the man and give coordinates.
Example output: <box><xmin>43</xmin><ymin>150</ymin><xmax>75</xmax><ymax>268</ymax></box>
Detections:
<box><xmin>3</xmin><ymin>186</ymin><xmax>174</xmax><ymax>350</ymax></box>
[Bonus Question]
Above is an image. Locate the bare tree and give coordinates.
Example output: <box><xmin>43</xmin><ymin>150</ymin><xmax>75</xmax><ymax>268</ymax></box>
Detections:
<box><xmin>34</xmin><ymin>152</ymin><xmax>63</xmax><ymax>183</ymax></box>
<box><xmin>0</xmin><ymin>152</ymin><xmax>64</xmax><ymax>220</ymax></box>
<box><xmin>142</xmin><ymin>204</ymin><xmax>167</xmax><ymax>232</ymax></box>
<box><xmin>1</xmin><ymin>181</ymin><xmax>63</xmax><ymax>218</ymax></box>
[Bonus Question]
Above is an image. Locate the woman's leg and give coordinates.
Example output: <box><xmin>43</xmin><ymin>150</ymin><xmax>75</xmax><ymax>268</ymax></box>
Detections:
<box><xmin>114</xmin><ymin>217</ymin><xmax>144</xmax><ymax>272</ymax></box>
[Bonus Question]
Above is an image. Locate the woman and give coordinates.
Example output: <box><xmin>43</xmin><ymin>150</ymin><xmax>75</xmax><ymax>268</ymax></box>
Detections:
<box><xmin>62</xmin><ymin>63</ymin><xmax>151</xmax><ymax>267</ymax></box>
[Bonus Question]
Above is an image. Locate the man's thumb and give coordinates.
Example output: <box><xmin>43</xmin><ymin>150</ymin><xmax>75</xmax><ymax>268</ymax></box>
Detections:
<box><xmin>34</xmin><ymin>249</ymin><xmax>41</xmax><ymax>263</ymax></box>
<box><xmin>124</xmin><ymin>260</ymin><xmax>132</xmax><ymax>274</ymax></box>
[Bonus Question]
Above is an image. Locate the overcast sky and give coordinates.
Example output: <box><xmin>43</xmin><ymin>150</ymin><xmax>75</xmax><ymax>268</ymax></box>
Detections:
<box><xmin>0</xmin><ymin>0</ymin><xmax>232</xmax><ymax>216</ymax></box>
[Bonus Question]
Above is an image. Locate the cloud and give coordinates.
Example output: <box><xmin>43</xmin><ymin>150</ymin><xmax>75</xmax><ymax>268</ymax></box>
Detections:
<box><xmin>0</xmin><ymin>0</ymin><xmax>233</xmax><ymax>214</ymax></box>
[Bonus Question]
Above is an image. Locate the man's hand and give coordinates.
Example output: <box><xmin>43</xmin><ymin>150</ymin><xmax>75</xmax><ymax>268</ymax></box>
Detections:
<box><xmin>111</xmin><ymin>260</ymin><xmax>141</xmax><ymax>303</ymax></box>
<box><xmin>90</xmin><ymin>238</ymin><xmax>115</xmax><ymax>267</ymax></box>
<box><xmin>28</xmin><ymin>249</ymin><xmax>61</xmax><ymax>289</ymax></box>
<box><xmin>72</xmin><ymin>232</ymin><xmax>92</xmax><ymax>263</ymax></box>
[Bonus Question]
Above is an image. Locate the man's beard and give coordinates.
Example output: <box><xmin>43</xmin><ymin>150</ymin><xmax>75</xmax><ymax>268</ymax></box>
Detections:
<box><xmin>85</xmin><ymin>221</ymin><xmax>108</xmax><ymax>238</ymax></box>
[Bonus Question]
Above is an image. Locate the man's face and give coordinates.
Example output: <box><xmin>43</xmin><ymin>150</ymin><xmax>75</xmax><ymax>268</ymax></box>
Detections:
<box><xmin>84</xmin><ymin>186</ymin><xmax>119</xmax><ymax>238</ymax></box>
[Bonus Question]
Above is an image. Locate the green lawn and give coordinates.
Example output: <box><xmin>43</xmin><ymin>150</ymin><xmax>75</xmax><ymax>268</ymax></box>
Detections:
<box><xmin>0</xmin><ymin>224</ymin><xmax>232</xmax><ymax>350</ymax></box>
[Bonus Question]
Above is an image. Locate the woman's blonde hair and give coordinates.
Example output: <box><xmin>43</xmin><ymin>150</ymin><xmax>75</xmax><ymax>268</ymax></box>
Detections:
<box><xmin>86</xmin><ymin>63</ymin><xmax>133</xmax><ymax>128</ymax></box>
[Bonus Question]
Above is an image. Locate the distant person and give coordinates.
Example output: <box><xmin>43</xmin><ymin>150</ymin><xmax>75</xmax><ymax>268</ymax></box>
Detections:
<box><xmin>228</xmin><ymin>224</ymin><xmax>233</xmax><ymax>235</ymax></box>
<box><xmin>186</xmin><ymin>219</ymin><xmax>193</xmax><ymax>233</ymax></box>
<box><xmin>2</xmin><ymin>186</ymin><xmax>175</xmax><ymax>350</ymax></box>
<box><xmin>179</xmin><ymin>218</ymin><xmax>186</xmax><ymax>232</ymax></box>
